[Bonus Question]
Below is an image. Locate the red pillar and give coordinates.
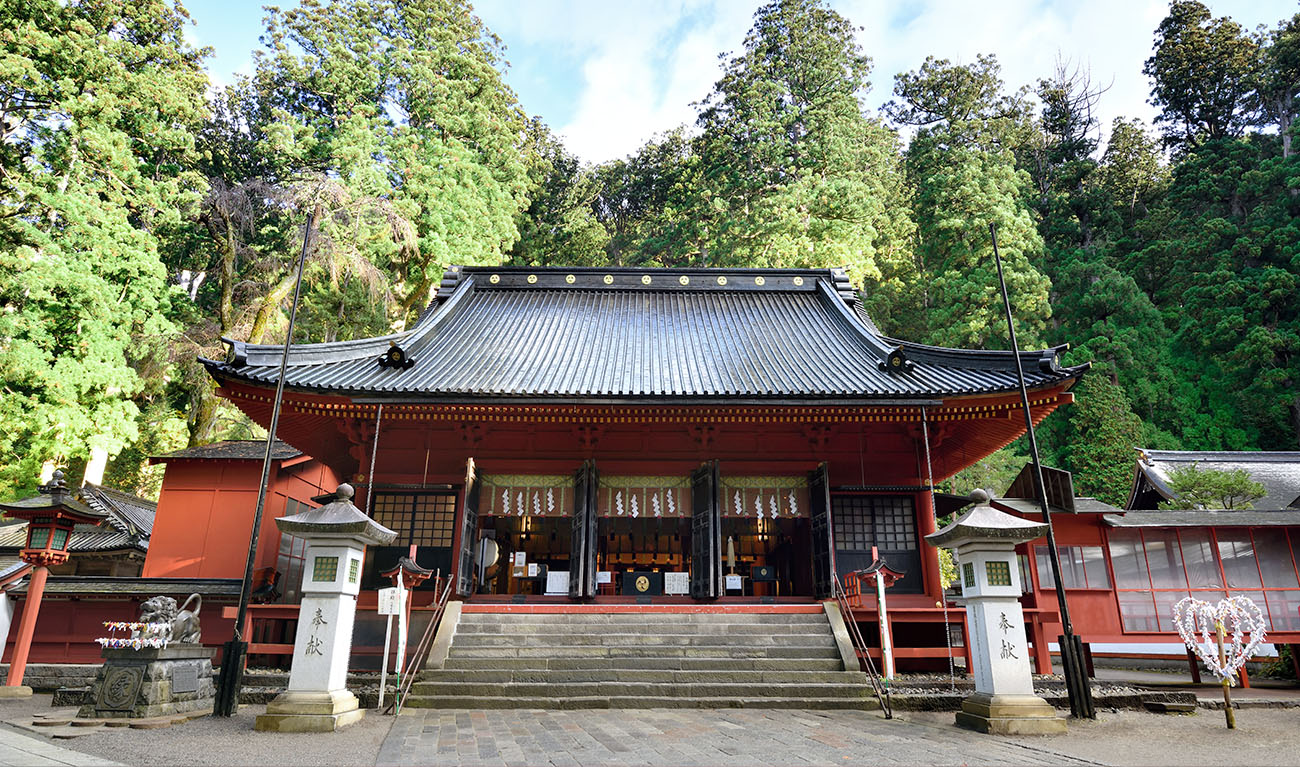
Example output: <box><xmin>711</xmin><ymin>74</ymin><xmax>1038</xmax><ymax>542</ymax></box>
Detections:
<box><xmin>6</xmin><ymin>565</ymin><xmax>48</xmax><ymax>688</ymax></box>
<box><xmin>1030</xmin><ymin>614</ymin><xmax>1053</xmax><ymax>675</ymax></box>
<box><xmin>916</xmin><ymin>491</ymin><xmax>943</xmax><ymax>601</ymax></box>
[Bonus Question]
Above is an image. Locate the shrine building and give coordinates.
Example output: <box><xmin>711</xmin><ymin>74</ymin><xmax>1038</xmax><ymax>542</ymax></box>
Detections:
<box><xmin>130</xmin><ymin>265</ymin><xmax>1083</xmax><ymax>670</ymax></box>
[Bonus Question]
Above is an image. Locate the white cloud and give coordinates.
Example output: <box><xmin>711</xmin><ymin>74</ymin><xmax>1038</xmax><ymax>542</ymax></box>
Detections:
<box><xmin>477</xmin><ymin>0</ymin><xmax>758</xmax><ymax>163</ymax></box>
<box><xmin>478</xmin><ymin>0</ymin><xmax>1297</xmax><ymax>164</ymax></box>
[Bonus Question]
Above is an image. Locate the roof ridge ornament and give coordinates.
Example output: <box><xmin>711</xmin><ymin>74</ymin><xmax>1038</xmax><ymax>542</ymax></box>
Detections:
<box><xmin>377</xmin><ymin>341</ymin><xmax>414</xmax><ymax>370</ymax></box>
<box><xmin>879</xmin><ymin>345</ymin><xmax>915</xmax><ymax>374</ymax></box>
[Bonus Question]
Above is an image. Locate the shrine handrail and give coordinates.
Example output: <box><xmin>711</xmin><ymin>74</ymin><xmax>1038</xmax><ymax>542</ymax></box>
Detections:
<box><xmin>385</xmin><ymin>575</ymin><xmax>454</xmax><ymax>715</ymax></box>
<box><xmin>831</xmin><ymin>573</ymin><xmax>892</xmax><ymax>719</ymax></box>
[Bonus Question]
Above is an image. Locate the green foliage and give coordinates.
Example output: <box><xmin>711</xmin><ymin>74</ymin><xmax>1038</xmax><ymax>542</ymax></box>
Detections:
<box><xmin>249</xmin><ymin>0</ymin><xmax>530</xmax><ymax>323</ymax></box>
<box><xmin>1157</xmin><ymin>462</ymin><xmax>1268</xmax><ymax>509</ymax></box>
<box><xmin>1144</xmin><ymin>0</ymin><xmax>1258</xmax><ymax>150</ymax></box>
<box><xmin>690</xmin><ymin>0</ymin><xmax>913</xmax><ymax>282</ymax></box>
<box><xmin>1061</xmin><ymin>376</ymin><xmax>1145</xmax><ymax>506</ymax></box>
<box><xmin>0</xmin><ymin>0</ymin><xmax>208</xmax><ymax>498</ymax></box>
<box><xmin>8</xmin><ymin>0</ymin><xmax>1300</xmax><ymax>506</ymax></box>
<box><xmin>876</xmin><ymin>56</ymin><xmax>1051</xmax><ymax>349</ymax></box>
<box><xmin>939</xmin><ymin>446</ymin><xmax>1027</xmax><ymax>498</ymax></box>
<box><xmin>509</xmin><ymin>119</ymin><xmax>609</xmax><ymax>266</ymax></box>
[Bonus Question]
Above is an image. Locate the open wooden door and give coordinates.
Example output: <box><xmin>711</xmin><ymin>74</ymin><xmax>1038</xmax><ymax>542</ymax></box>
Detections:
<box><xmin>455</xmin><ymin>457</ymin><xmax>480</xmax><ymax>597</ymax></box>
<box><xmin>809</xmin><ymin>462</ymin><xmax>835</xmax><ymax>599</ymax></box>
<box><xmin>690</xmin><ymin>461</ymin><xmax>721</xmax><ymax>599</ymax></box>
<box><xmin>569</xmin><ymin>459</ymin><xmax>598</xmax><ymax>598</ymax></box>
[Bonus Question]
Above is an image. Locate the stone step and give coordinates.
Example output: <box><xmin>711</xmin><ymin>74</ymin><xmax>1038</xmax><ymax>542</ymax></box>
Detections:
<box><xmin>416</xmin><ymin>669</ymin><xmax>865</xmax><ymax>684</ymax></box>
<box><xmin>457</xmin><ymin>621</ymin><xmax>824</xmax><ymax>635</ymax></box>
<box><xmin>410</xmin><ymin>681</ymin><xmax>873</xmax><ymax>699</ymax></box>
<box><xmin>440</xmin><ymin>656</ymin><xmax>846</xmax><ymax>671</ymax></box>
<box><xmin>447</xmin><ymin>645</ymin><xmax>841</xmax><ymax>660</ymax></box>
<box><xmin>459</xmin><ymin>613</ymin><xmax>826</xmax><ymax>625</ymax></box>
<box><xmin>400</xmin><ymin>695</ymin><xmax>878</xmax><ymax>710</ymax></box>
<box><xmin>450</xmin><ymin>633</ymin><xmax>836</xmax><ymax>648</ymax></box>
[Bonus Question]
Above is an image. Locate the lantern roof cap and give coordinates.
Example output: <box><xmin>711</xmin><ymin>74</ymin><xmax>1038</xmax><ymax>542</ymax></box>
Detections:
<box><xmin>0</xmin><ymin>471</ymin><xmax>104</xmax><ymax>522</ymax></box>
<box><xmin>925</xmin><ymin>489</ymin><xmax>1049</xmax><ymax>547</ymax></box>
<box><xmin>275</xmin><ymin>483</ymin><xmax>396</xmax><ymax>545</ymax></box>
<box><xmin>380</xmin><ymin>556</ymin><xmax>434</xmax><ymax>579</ymax></box>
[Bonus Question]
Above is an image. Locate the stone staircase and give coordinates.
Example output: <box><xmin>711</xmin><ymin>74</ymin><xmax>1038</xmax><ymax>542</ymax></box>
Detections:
<box><xmin>403</xmin><ymin>609</ymin><xmax>880</xmax><ymax>709</ymax></box>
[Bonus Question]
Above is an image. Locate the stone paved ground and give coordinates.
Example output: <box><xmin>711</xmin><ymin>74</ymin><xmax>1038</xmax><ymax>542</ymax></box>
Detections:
<box><xmin>0</xmin><ymin>728</ymin><xmax>123</xmax><ymax>767</ymax></box>
<box><xmin>377</xmin><ymin>709</ymin><xmax>1100</xmax><ymax>767</ymax></box>
<box><xmin>377</xmin><ymin>707</ymin><xmax>1300</xmax><ymax>767</ymax></box>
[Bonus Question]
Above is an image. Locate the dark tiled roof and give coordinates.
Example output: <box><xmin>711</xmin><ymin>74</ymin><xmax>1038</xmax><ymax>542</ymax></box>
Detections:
<box><xmin>993</xmin><ymin>497</ymin><xmax>1123</xmax><ymax>517</ymax></box>
<box><xmin>8</xmin><ymin>576</ymin><xmax>243</xmax><ymax>597</ymax></box>
<box><xmin>0</xmin><ymin>484</ymin><xmax>154</xmax><ymax>556</ymax></box>
<box><xmin>155</xmin><ymin>439</ymin><xmax>302</xmax><ymax>463</ymax></box>
<box><xmin>1130</xmin><ymin>450</ymin><xmax>1300</xmax><ymax>511</ymax></box>
<box><xmin>82</xmin><ymin>484</ymin><xmax>155</xmax><ymax>537</ymax></box>
<box><xmin>204</xmin><ymin>267</ymin><xmax>1085</xmax><ymax>402</ymax></box>
<box><xmin>1104</xmin><ymin>510</ymin><xmax>1300</xmax><ymax>528</ymax></box>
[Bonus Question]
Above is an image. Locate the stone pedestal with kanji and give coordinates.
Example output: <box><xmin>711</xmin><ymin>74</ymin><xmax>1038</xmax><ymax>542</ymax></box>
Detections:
<box><xmin>255</xmin><ymin>484</ymin><xmax>395</xmax><ymax>733</ymax></box>
<box><xmin>926</xmin><ymin>489</ymin><xmax>1066</xmax><ymax>736</ymax></box>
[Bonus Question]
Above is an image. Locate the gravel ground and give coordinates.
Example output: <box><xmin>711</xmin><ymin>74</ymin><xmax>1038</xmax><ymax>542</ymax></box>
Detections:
<box><xmin>906</xmin><ymin>707</ymin><xmax>1300</xmax><ymax>767</ymax></box>
<box><xmin>0</xmin><ymin>696</ymin><xmax>392</xmax><ymax>767</ymax></box>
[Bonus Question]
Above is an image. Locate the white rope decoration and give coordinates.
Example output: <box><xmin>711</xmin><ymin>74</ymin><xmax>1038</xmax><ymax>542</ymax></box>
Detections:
<box><xmin>1174</xmin><ymin>596</ymin><xmax>1267</xmax><ymax>684</ymax></box>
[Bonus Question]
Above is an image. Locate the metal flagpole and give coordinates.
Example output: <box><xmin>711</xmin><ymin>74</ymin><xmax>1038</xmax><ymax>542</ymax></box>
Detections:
<box><xmin>214</xmin><ymin>206</ymin><xmax>318</xmax><ymax>716</ymax></box>
<box><xmin>988</xmin><ymin>222</ymin><xmax>1095</xmax><ymax>719</ymax></box>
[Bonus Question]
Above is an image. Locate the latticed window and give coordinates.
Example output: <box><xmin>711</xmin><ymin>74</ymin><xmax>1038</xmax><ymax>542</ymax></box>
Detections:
<box><xmin>372</xmin><ymin>492</ymin><xmax>456</xmax><ymax>547</ymax></box>
<box><xmin>312</xmin><ymin>556</ymin><xmax>338</xmax><ymax>582</ymax></box>
<box><xmin>985</xmin><ymin>560</ymin><xmax>1012</xmax><ymax>586</ymax></box>
<box><xmin>831</xmin><ymin>496</ymin><xmax>917</xmax><ymax>551</ymax></box>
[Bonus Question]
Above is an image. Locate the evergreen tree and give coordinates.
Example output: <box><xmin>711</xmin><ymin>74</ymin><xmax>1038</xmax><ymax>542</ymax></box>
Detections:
<box><xmin>1144</xmin><ymin>0</ymin><xmax>1258</xmax><ymax>151</ymax></box>
<box><xmin>509</xmin><ymin>118</ymin><xmax>610</xmax><ymax>266</ymax></box>
<box><xmin>879</xmin><ymin>56</ymin><xmax>1050</xmax><ymax>349</ymax></box>
<box><xmin>692</xmin><ymin>0</ymin><xmax>913</xmax><ymax>283</ymax></box>
<box><xmin>250</xmin><ymin>0</ymin><xmax>530</xmax><ymax>324</ymax></box>
<box><xmin>0</xmin><ymin>0</ymin><xmax>208</xmax><ymax>497</ymax></box>
<box><xmin>1062</xmin><ymin>376</ymin><xmax>1145</xmax><ymax>506</ymax></box>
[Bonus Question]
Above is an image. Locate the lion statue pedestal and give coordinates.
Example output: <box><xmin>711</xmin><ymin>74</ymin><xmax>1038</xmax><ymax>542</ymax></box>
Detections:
<box><xmin>78</xmin><ymin>594</ymin><xmax>216</xmax><ymax>719</ymax></box>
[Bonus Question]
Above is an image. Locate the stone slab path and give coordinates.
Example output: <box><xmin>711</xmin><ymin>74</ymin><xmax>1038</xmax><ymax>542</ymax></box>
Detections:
<box><xmin>377</xmin><ymin>709</ymin><xmax>1100</xmax><ymax>766</ymax></box>
<box><xmin>0</xmin><ymin>727</ymin><xmax>123</xmax><ymax>767</ymax></box>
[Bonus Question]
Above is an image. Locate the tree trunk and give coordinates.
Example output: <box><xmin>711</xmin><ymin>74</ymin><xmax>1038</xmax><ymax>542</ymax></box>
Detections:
<box><xmin>187</xmin><ymin>385</ymin><xmax>220</xmax><ymax>448</ymax></box>
<box><xmin>247</xmin><ymin>271</ymin><xmax>300</xmax><ymax>344</ymax></box>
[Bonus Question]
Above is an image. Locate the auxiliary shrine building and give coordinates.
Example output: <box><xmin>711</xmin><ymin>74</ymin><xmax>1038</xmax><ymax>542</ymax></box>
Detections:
<box><xmin>125</xmin><ymin>265</ymin><xmax>1081</xmax><ymax>669</ymax></box>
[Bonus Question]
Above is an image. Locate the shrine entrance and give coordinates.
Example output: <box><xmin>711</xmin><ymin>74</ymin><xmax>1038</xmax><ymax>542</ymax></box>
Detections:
<box><xmin>454</xmin><ymin>460</ymin><xmax>834</xmax><ymax>601</ymax></box>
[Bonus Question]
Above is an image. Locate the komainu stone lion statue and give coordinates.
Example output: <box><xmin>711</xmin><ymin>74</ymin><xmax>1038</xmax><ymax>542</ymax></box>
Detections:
<box><xmin>137</xmin><ymin>594</ymin><xmax>202</xmax><ymax>644</ymax></box>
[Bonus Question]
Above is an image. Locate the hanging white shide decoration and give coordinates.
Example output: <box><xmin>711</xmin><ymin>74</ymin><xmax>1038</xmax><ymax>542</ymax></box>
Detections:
<box><xmin>734</xmin><ymin>491</ymin><xmax>743</xmax><ymax>516</ymax></box>
<box><xmin>666</xmin><ymin>490</ymin><xmax>676</xmax><ymax>516</ymax></box>
<box><xmin>630</xmin><ymin>494</ymin><xmax>639</xmax><ymax>518</ymax></box>
<box><xmin>1173</xmin><ymin>596</ymin><xmax>1267</xmax><ymax>684</ymax></box>
<box><xmin>615</xmin><ymin>491</ymin><xmax>625</xmax><ymax>516</ymax></box>
<box><xmin>652</xmin><ymin>493</ymin><xmax>662</xmax><ymax>517</ymax></box>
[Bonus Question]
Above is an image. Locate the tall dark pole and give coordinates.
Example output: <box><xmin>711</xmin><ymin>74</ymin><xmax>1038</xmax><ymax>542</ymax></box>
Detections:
<box><xmin>214</xmin><ymin>207</ymin><xmax>317</xmax><ymax>716</ymax></box>
<box><xmin>989</xmin><ymin>223</ymin><xmax>1095</xmax><ymax>719</ymax></box>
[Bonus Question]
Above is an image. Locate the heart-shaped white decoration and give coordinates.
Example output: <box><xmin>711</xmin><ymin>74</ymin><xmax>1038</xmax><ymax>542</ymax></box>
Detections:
<box><xmin>1173</xmin><ymin>596</ymin><xmax>1267</xmax><ymax>684</ymax></box>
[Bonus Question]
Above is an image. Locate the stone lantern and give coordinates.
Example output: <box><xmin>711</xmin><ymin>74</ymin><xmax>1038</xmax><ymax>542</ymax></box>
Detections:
<box><xmin>0</xmin><ymin>471</ymin><xmax>106</xmax><ymax>696</ymax></box>
<box><xmin>925</xmin><ymin>489</ymin><xmax>1066</xmax><ymax>735</ymax></box>
<box><xmin>254</xmin><ymin>484</ymin><xmax>395</xmax><ymax>732</ymax></box>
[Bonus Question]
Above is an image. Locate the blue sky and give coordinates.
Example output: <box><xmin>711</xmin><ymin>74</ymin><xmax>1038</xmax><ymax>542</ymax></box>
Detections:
<box><xmin>184</xmin><ymin>0</ymin><xmax>1299</xmax><ymax>164</ymax></box>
